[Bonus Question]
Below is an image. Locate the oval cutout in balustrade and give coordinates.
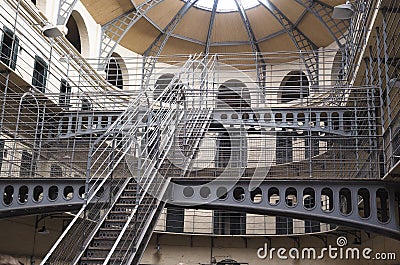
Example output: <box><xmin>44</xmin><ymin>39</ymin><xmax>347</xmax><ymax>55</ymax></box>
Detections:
<box><xmin>63</xmin><ymin>186</ymin><xmax>74</xmax><ymax>200</ymax></box>
<box><xmin>3</xmin><ymin>185</ymin><xmax>14</xmax><ymax>206</ymax></box>
<box><xmin>250</xmin><ymin>187</ymin><xmax>262</xmax><ymax>204</ymax></box>
<box><xmin>339</xmin><ymin>188</ymin><xmax>352</xmax><ymax>215</ymax></box>
<box><xmin>233</xmin><ymin>187</ymin><xmax>245</xmax><ymax>202</ymax></box>
<box><xmin>285</xmin><ymin>187</ymin><xmax>297</xmax><ymax>207</ymax></box>
<box><xmin>217</xmin><ymin>187</ymin><xmax>228</xmax><ymax>200</ymax></box>
<box><xmin>78</xmin><ymin>186</ymin><xmax>85</xmax><ymax>199</ymax></box>
<box><xmin>18</xmin><ymin>186</ymin><xmax>29</xmax><ymax>204</ymax></box>
<box><xmin>358</xmin><ymin>188</ymin><xmax>370</xmax><ymax>219</ymax></box>
<box><xmin>48</xmin><ymin>186</ymin><xmax>59</xmax><ymax>201</ymax></box>
<box><xmin>200</xmin><ymin>186</ymin><xmax>211</xmax><ymax>199</ymax></box>
<box><xmin>321</xmin><ymin>188</ymin><xmax>333</xmax><ymax>212</ymax></box>
<box><xmin>183</xmin><ymin>186</ymin><xmax>194</xmax><ymax>198</ymax></box>
<box><xmin>33</xmin><ymin>186</ymin><xmax>44</xmax><ymax>203</ymax></box>
<box><xmin>303</xmin><ymin>187</ymin><xmax>316</xmax><ymax>210</ymax></box>
<box><xmin>268</xmin><ymin>187</ymin><xmax>280</xmax><ymax>206</ymax></box>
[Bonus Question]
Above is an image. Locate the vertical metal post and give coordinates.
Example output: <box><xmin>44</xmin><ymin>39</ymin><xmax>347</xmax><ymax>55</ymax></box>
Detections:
<box><xmin>364</xmin><ymin>58</ymin><xmax>374</xmax><ymax>177</ymax></box>
<box><xmin>381</xmin><ymin>10</ymin><xmax>393</xmax><ymax>169</ymax></box>
<box><xmin>308</xmin><ymin>110</ymin><xmax>312</xmax><ymax>177</ymax></box>
<box><xmin>374</xmin><ymin>29</ymin><xmax>388</xmax><ymax>176</ymax></box>
<box><xmin>369</xmin><ymin>46</ymin><xmax>378</xmax><ymax>177</ymax></box>
<box><xmin>381</xmin><ymin>10</ymin><xmax>392</xmax><ymax>121</ymax></box>
<box><xmin>0</xmin><ymin>71</ymin><xmax>10</xmax><ymax>134</ymax></box>
<box><xmin>354</xmin><ymin>104</ymin><xmax>360</xmax><ymax>174</ymax></box>
<box><xmin>135</xmin><ymin>139</ymin><xmax>141</xmax><ymax>212</ymax></box>
<box><xmin>35</xmin><ymin>102</ymin><xmax>47</xmax><ymax>176</ymax></box>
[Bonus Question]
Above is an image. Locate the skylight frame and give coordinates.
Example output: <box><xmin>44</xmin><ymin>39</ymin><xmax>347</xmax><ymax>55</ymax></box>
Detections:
<box><xmin>184</xmin><ymin>0</ymin><xmax>260</xmax><ymax>13</ymax></box>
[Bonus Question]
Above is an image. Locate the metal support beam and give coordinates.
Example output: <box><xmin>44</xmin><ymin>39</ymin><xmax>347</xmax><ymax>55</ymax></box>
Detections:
<box><xmin>170</xmin><ymin>179</ymin><xmax>400</xmax><ymax>240</ymax></box>
<box><xmin>57</xmin><ymin>0</ymin><xmax>78</xmax><ymax>25</ymax></box>
<box><xmin>204</xmin><ymin>0</ymin><xmax>217</xmax><ymax>55</ymax></box>
<box><xmin>98</xmin><ymin>0</ymin><xmax>164</xmax><ymax>69</ymax></box>
<box><xmin>234</xmin><ymin>0</ymin><xmax>266</xmax><ymax>89</ymax></box>
<box><xmin>141</xmin><ymin>0</ymin><xmax>199</xmax><ymax>91</ymax></box>
<box><xmin>257</xmin><ymin>0</ymin><xmax>319</xmax><ymax>85</ymax></box>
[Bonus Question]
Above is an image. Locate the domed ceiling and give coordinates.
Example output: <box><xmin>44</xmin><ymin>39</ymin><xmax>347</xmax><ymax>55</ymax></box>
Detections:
<box><xmin>82</xmin><ymin>0</ymin><xmax>349</xmax><ymax>56</ymax></box>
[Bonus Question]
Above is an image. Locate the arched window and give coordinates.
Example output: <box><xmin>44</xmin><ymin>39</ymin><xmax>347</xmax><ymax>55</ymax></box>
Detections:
<box><xmin>332</xmin><ymin>50</ymin><xmax>345</xmax><ymax>82</ymax></box>
<box><xmin>154</xmin><ymin>73</ymin><xmax>185</xmax><ymax>103</ymax></box>
<box><xmin>280</xmin><ymin>71</ymin><xmax>309</xmax><ymax>103</ymax></box>
<box><xmin>59</xmin><ymin>79</ymin><xmax>71</xmax><ymax>107</ymax></box>
<box><xmin>66</xmin><ymin>14</ymin><xmax>81</xmax><ymax>53</ymax></box>
<box><xmin>217</xmin><ymin>79</ymin><xmax>251</xmax><ymax>109</ymax></box>
<box><xmin>105</xmin><ymin>53</ymin><xmax>124</xmax><ymax>89</ymax></box>
<box><xmin>65</xmin><ymin>11</ymin><xmax>89</xmax><ymax>56</ymax></box>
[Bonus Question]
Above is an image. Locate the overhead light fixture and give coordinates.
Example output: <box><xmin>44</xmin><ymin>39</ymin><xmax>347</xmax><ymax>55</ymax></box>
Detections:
<box><xmin>42</xmin><ymin>24</ymin><xmax>67</xmax><ymax>38</ymax></box>
<box><xmin>332</xmin><ymin>1</ymin><xmax>354</xmax><ymax>19</ymax></box>
<box><xmin>37</xmin><ymin>225</ymin><xmax>49</xmax><ymax>234</ymax></box>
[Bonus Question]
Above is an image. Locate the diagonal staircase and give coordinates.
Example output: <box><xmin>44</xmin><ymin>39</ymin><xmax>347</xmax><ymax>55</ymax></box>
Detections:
<box><xmin>79</xmin><ymin>108</ymin><xmax>214</xmax><ymax>265</ymax></box>
<box><xmin>40</xmin><ymin>54</ymin><xmax>216</xmax><ymax>265</ymax></box>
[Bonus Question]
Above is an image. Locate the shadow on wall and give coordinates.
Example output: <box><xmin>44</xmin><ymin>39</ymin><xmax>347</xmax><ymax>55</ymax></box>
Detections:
<box><xmin>0</xmin><ymin>254</ymin><xmax>23</xmax><ymax>265</ymax></box>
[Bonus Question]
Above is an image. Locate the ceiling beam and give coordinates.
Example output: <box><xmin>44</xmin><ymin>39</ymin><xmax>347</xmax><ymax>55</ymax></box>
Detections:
<box><xmin>234</xmin><ymin>0</ymin><xmax>266</xmax><ymax>88</ymax></box>
<box><xmin>170</xmin><ymin>33</ymin><xmax>205</xmax><ymax>45</ymax></box>
<box><xmin>205</xmin><ymin>0</ymin><xmax>218</xmax><ymax>54</ymax></box>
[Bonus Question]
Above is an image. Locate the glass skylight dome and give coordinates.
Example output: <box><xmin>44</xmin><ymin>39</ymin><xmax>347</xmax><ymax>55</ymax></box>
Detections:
<box><xmin>186</xmin><ymin>0</ymin><xmax>260</xmax><ymax>12</ymax></box>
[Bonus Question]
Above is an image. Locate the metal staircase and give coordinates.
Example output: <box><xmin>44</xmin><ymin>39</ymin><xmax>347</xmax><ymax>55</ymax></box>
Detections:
<box><xmin>40</xmin><ymin>54</ymin><xmax>216</xmax><ymax>265</ymax></box>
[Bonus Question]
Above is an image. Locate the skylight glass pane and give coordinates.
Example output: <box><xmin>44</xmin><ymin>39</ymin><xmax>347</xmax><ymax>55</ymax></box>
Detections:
<box><xmin>188</xmin><ymin>0</ymin><xmax>259</xmax><ymax>12</ymax></box>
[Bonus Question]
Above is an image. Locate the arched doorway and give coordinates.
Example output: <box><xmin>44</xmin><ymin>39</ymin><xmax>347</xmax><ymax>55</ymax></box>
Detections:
<box><xmin>279</xmin><ymin>71</ymin><xmax>309</xmax><ymax>103</ymax></box>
